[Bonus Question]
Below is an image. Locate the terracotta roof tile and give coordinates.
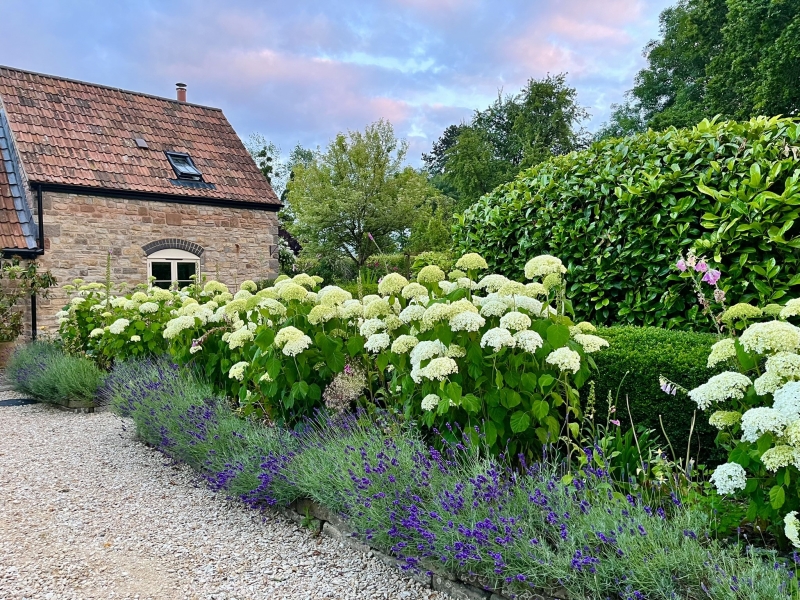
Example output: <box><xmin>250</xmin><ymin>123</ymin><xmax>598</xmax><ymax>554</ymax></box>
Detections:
<box><xmin>0</xmin><ymin>66</ymin><xmax>280</xmax><ymax>206</ymax></box>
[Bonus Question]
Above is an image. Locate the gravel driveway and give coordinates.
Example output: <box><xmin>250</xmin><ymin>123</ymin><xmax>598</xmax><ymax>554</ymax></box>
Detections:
<box><xmin>0</xmin><ymin>403</ymin><xmax>445</xmax><ymax>600</ymax></box>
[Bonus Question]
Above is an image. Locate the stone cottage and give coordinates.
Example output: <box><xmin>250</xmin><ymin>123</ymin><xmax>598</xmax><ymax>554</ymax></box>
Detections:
<box><xmin>0</xmin><ymin>65</ymin><xmax>281</xmax><ymax>334</ymax></box>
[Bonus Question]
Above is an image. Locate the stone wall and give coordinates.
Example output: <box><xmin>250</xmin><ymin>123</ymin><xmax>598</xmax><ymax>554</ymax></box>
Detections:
<box><xmin>33</xmin><ymin>191</ymin><xmax>279</xmax><ymax>331</ymax></box>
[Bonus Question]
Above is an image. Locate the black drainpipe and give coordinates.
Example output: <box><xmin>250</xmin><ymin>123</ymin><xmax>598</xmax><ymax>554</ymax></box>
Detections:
<box><xmin>30</xmin><ymin>183</ymin><xmax>45</xmax><ymax>340</ymax></box>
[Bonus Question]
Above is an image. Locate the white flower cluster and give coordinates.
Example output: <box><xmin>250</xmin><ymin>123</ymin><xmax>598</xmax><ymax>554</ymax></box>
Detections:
<box><xmin>499</xmin><ymin>311</ymin><xmax>531</xmax><ymax>331</ymax></box>
<box><xmin>228</xmin><ymin>361</ymin><xmax>249</xmax><ymax>381</ymax></box>
<box><xmin>708</xmin><ymin>410</ymin><xmax>742</xmax><ymax>430</ymax></box>
<box><xmin>365</xmin><ymin>332</ymin><xmax>391</xmax><ymax>353</ymax></box>
<box><xmin>378</xmin><ymin>273</ymin><xmax>409</xmax><ymax>296</ymax></box>
<box><xmin>785</xmin><ymin>511</ymin><xmax>800</xmax><ymax>548</ymax></box>
<box><xmin>754</xmin><ymin>352</ymin><xmax>800</xmax><ymax>395</ymax></box>
<box><xmin>108</xmin><ymin>318</ymin><xmax>130</xmax><ymax>335</ymax></box>
<box><xmin>761</xmin><ymin>445</ymin><xmax>800</xmax><ymax>472</ymax></box>
<box><xmin>450</xmin><ymin>311</ymin><xmax>485</xmax><ymax>332</ymax></box>
<box><xmin>740</xmin><ymin>407</ymin><xmax>788</xmax><ymax>443</ymax></box>
<box><xmin>709</xmin><ymin>462</ymin><xmax>747</xmax><ymax>495</ymax></box>
<box><xmin>573</xmin><ymin>334</ymin><xmax>609</xmax><ymax>354</ymax></box>
<box><xmin>514</xmin><ymin>330</ymin><xmax>543</xmax><ymax>353</ymax></box>
<box><xmin>163</xmin><ymin>315</ymin><xmax>197</xmax><ymax>339</ymax></box>
<box><xmin>228</xmin><ymin>327</ymin><xmax>254</xmax><ymax>350</ymax></box>
<box><xmin>274</xmin><ymin>326</ymin><xmax>313</xmax><ymax>357</ymax></box>
<box><xmin>421</xmin><ymin>394</ymin><xmax>440</xmax><ymax>412</ymax></box>
<box><xmin>455</xmin><ymin>253</ymin><xmax>488</xmax><ymax>271</ymax></box>
<box><xmin>480</xmin><ymin>327</ymin><xmax>516</xmax><ymax>352</ymax></box>
<box><xmin>739</xmin><ymin>320</ymin><xmax>800</xmax><ymax>355</ymax></box>
<box><xmin>707</xmin><ymin>338</ymin><xmax>737</xmax><ymax>368</ymax></box>
<box><xmin>391</xmin><ymin>335</ymin><xmax>419</xmax><ymax>354</ymax></box>
<box><xmin>138</xmin><ymin>301</ymin><xmax>159</xmax><ymax>314</ymax></box>
<box><xmin>545</xmin><ymin>347</ymin><xmax>581</xmax><ymax>374</ymax></box>
<box><xmin>524</xmin><ymin>255</ymin><xmax>566</xmax><ymax>279</ymax></box>
<box><xmin>688</xmin><ymin>372</ymin><xmax>752</xmax><ymax>410</ymax></box>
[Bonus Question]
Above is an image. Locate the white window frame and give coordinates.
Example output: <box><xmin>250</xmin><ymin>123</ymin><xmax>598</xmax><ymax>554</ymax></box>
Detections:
<box><xmin>147</xmin><ymin>248</ymin><xmax>200</xmax><ymax>288</ymax></box>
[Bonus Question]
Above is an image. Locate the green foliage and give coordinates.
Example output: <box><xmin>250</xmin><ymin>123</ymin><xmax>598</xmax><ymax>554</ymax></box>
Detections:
<box><xmin>606</xmin><ymin>0</ymin><xmax>799</xmax><ymax>133</ymax></box>
<box><xmin>425</xmin><ymin>74</ymin><xmax>589</xmax><ymax>210</ymax></box>
<box><xmin>455</xmin><ymin>116</ymin><xmax>800</xmax><ymax>329</ymax></box>
<box><xmin>0</xmin><ymin>258</ymin><xmax>56</xmax><ymax>342</ymax></box>
<box><xmin>7</xmin><ymin>341</ymin><xmax>103</xmax><ymax>406</ymax></box>
<box><xmin>593</xmin><ymin>326</ymin><xmax>725</xmax><ymax>465</ymax></box>
<box><xmin>410</xmin><ymin>251</ymin><xmax>455</xmax><ymax>276</ymax></box>
<box><xmin>286</xmin><ymin>120</ymin><xmax>446</xmax><ymax>268</ymax></box>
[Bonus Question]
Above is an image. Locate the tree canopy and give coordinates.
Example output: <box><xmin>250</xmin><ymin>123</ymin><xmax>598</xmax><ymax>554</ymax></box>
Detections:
<box><xmin>286</xmin><ymin>120</ymin><xmax>447</xmax><ymax>268</ymax></box>
<box><xmin>424</xmin><ymin>74</ymin><xmax>588</xmax><ymax>211</ymax></box>
<box><xmin>598</xmin><ymin>0</ymin><xmax>800</xmax><ymax>136</ymax></box>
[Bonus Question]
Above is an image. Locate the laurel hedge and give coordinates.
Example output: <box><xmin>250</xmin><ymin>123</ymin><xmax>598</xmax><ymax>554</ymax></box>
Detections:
<box><xmin>453</xmin><ymin>116</ymin><xmax>800</xmax><ymax>329</ymax></box>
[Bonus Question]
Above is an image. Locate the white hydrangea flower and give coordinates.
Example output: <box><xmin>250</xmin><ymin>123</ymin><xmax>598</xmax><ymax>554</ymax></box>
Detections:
<box><xmin>421</xmin><ymin>303</ymin><xmax>453</xmax><ymax>330</ymax></box>
<box><xmin>233</xmin><ymin>289</ymin><xmax>253</xmax><ymax>301</ymax></box>
<box><xmin>524</xmin><ymin>255</ymin><xmax>566</xmax><ymax>279</ymax></box>
<box><xmin>399</xmin><ymin>304</ymin><xmax>425</xmax><ymax>324</ymax></box>
<box><xmin>130</xmin><ymin>335</ymin><xmax>141</xmax><ymax>343</ymax></box>
<box><xmin>707</xmin><ymin>338</ymin><xmax>737</xmax><ymax>368</ymax></box>
<box><xmin>449</xmin><ymin>311</ymin><xmax>486</xmax><ymax>333</ymax></box>
<box><xmin>772</xmin><ymin>381</ymin><xmax>800</xmax><ymax>421</ymax></box>
<box><xmin>410</xmin><ymin>340</ymin><xmax>447</xmax><ymax>366</ymax></box>
<box><xmin>709</xmin><ymin>462</ymin><xmax>747</xmax><ymax>495</ymax></box>
<box><xmin>378</xmin><ymin>273</ymin><xmax>409</xmax><ymax>296</ymax></box>
<box><xmin>688</xmin><ymin>372</ymin><xmax>752</xmax><ymax>410</ymax></box>
<box><xmin>308</xmin><ymin>305</ymin><xmax>337</xmax><ymax>325</ymax></box>
<box><xmin>418</xmin><ymin>357</ymin><xmax>458</xmax><ymax>381</ymax></box>
<box><xmin>780</xmin><ymin>299</ymin><xmax>800</xmax><ymax>320</ymax></box>
<box><xmin>761</xmin><ymin>445</ymin><xmax>800</xmax><ymax>472</ymax></box>
<box><xmin>228</xmin><ymin>327</ymin><xmax>254</xmax><ymax>350</ymax></box>
<box><xmin>497</xmin><ymin>281</ymin><xmax>526</xmax><ymax>297</ymax></box>
<box><xmin>421</xmin><ymin>394</ymin><xmax>440</xmax><ymax>412</ymax></box>
<box><xmin>573</xmin><ymin>334</ymin><xmax>609</xmax><ymax>354</ymax></box>
<box><xmin>190</xmin><ymin>344</ymin><xmax>203</xmax><ymax>354</ymax></box>
<box><xmin>108</xmin><ymin>318</ymin><xmax>130</xmax><ymax>335</ymax></box>
<box><xmin>514</xmin><ymin>330</ymin><xmax>544</xmax><ymax>353</ymax></box>
<box><xmin>480</xmin><ymin>300</ymin><xmax>509</xmax><ymax>318</ymax></box>
<box><xmin>274</xmin><ymin>326</ymin><xmax>313</xmax><ymax>356</ymax></box>
<box><xmin>438</xmin><ymin>281</ymin><xmax>457</xmax><ymax>295</ymax></box>
<box><xmin>138</xmin><ymin>301</ymin><xmax>159</xmax><ymax>314</ymax></box>
<box><xmin>204</xmin><ymin>280</ymin><xmax>229</xmax><ymax>295</ymax></box>
<box><xmin>755</xmin><ymin>352</ymin><xmax>800</xmax><ymax>395</ymax></box>
<box><xmin>318</xmin><ymin>286</ymin><xmax>352</xmax><ymax>307</ymax></box>
<box><xmin>292</xmin><ymin>273</ymin><xmax>317</xmax><ymax>289</ymax></box>
<box><xmin>476</xmin><ymin>274</ymin><xmax>510</xmax><ymax>293</ymax></box>
<box><xmin>417</xmin><ymin>265</ymin><xmax>446</xmax><ymax>285</ymax></box>
<box><xmin>499</xmin><ymin>311</ymin><xmax>531</xmax><ymax>331</ymax></box>
<box><xmin>391</xmin><ymin>335</ymin><xmax>419</xmax><ymax>354</ymax></box>
<box><xmin>149</xmin><ymin>288</ymin><xmax>174</xmax><ymax>302</ymax></box>
<box><xmin>785</xmin><ymin>512</ymin><xmax>800</xmax><ymax>548</ymax></box>
<box><xmin>359</xmin><ymin>318</ymin><xmax>386</xmax><ymax>338</ymax></box>
<box><xmin>708</xmin><ymin>411</ymin><xmax>742</xmax><ymax>430</ymax></box>
<box><xmin>365</xmin><ymin>333</ymin><xmax>391</xmax><ymax>353</ymax></box>
<box><xmin>741</xmin><ymin>407</ymin><xmax>789</xmax><ymax>443</ymax></box>
<box><xmin>258</xmin><ymin>298</ymin><xmax>287</xmax><ymax>318</ymax></box>
<box><xmin>455</xmin><ymin>253</ymin><xmax>488</xmax><ymax>271</ymax></box>
<box><xmin>340</xmin><ymin>299</ymin><xmax>364</xmax><ymax>319</ymax></box>
<box><xmin>123</xmin><ymin>299</ymin><xmax>139</xmax><ymax>311</ymax></box>
<box><xmin>524</xmin><ymin>282</ymin><xmax>548</xmax><ymax>297</ymax></box>
<box><xmin>163</xmin><ymin>315</ymin><xmax>197</xmax><ymax>339</ymax></box>
<box><xmin>480</xmin><ymin>327</ymin><xmax>517</xmax><ymax>352</ymax></box>
<box><xmin>228</xmin><ymin>361</ymin><xmax>249</xmax><ymax>381</ymax></box>
<box><xmin>88</xmin><ymin>328</ymin><xmax>104</xmax><ymax>338</ymax></box>
<box><xmin>456</xmin><ymin>277</ymin><xmax>476</xmax><ymax>290</ymax></box>
<box><xmin>69</xmin><ymin>297</ymin><xmax>85</xmax><ymax>307</ymax></box>
<box><xmin>739</xmin><ymin>320</ymin><xmax>800</xmax><ymax>355</ymax></box>
<box><xmin>362</xmin><ymin>294</ymin><xmax>381</xmax><ymax>306</ymax></box>
<box><xmin>364</xmin><ymin>298</ymin><xmax>392</xmax><ymax>319</ymax></box>
<box><xmin>545</xmin><ymin>347</ymin><xmax>581</xmax><ymax>374</ymax></box>
<box><xmin>574</xmin><ymin>321</ymin><xmax>596</xmax><ymax>333</ymax></box>
<box><xmin>446</xmin><ymin>344</ymin><xmax>467</xmax><ymax>358</ymax></box>
<box><xmin>513</xmin><ymin>296</ymin><xmax>544</xmax><ymax>316</ymax></box>
<box><xmin>278</xmin><ymin>282</ymin><xmax>308</xmax><ymax>302</ymax></box>
<box><xmin>401</xmin><ymin>283</ymin><xmax>429</xmax><ymax>301</ymax></box>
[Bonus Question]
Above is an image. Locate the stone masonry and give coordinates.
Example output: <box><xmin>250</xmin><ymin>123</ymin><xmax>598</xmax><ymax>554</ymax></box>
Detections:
<box><xmin>33</xmin><ymin>191</ymin><xmax>279</xmax><ymax>332</ymax></box>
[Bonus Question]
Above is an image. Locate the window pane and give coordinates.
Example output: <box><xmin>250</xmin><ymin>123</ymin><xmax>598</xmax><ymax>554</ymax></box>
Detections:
<box><xmin>177</xmin><ymin>262</ymin><xmax>196</xmax><ymax>283</ymax></box>
<box><xmin>151</xmin><ymin>262</ymin><xmax>171</xmax><ymax>282</ymax></box>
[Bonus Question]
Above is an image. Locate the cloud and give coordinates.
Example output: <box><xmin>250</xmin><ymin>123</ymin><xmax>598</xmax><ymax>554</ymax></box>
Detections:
<box><xmin>0</xmin><ymin>0</ymin><xmax>672</xmax><ymax>163</ymax></box>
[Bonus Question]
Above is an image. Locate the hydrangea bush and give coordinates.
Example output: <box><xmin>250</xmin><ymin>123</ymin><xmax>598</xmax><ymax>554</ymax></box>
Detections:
<box><xmin>675</xmin><ymin>254</ymin><xmax>800</xmax><ymax>547</ymax></box>
<box><xmin>57</xmin><ymin>253</ymin><xmax>605</xmax><ymax>457</ymax></box>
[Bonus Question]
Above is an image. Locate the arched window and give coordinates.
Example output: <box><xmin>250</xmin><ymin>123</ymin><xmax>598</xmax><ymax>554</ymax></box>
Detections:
<box><xmin>147</xmin><ymin>248</ymin><xmax>200</xmax><ymax>289</ymax></box>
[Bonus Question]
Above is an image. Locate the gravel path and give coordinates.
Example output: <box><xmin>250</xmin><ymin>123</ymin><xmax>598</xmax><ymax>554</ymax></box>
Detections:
<box><xmin>0</xmin><ymin>403</ymin><xmax>445</xmax><ymax>600</ymax></box>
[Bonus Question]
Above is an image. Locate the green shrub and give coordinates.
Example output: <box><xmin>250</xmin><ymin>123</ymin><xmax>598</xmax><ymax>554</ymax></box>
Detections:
<box><xmin>337</xmin><ymin>281</ymin><xmax>378</xmax><ymax>298</ymax></box>
<box><xmin>410</xmin><ymin>250</ymin><xmax>454</xmax><ymax>276</ymax></box>
<box><xmin>593</xmin><ymin>326</ymin><xmax>725</xmax><ymax>465</ymax></box>
<box><xmin>7</xmin><ymin>341</ymin><xmax>104</xmax><ymax>406</ymax></box>
<box><xmin>454</xmin><ymin>116</ymin><xmax>800</xmax><ymax>329</ymax></box>
<box><xmin>363</xmin><ymin>253</ymin><xmax>411</xmax><ymax>278</ymax></box>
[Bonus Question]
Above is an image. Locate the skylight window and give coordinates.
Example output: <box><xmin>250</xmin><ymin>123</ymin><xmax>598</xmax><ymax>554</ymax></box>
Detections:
<box><xmin>165</xmin><ymin>151</ymin><xmax>203</xmax><ymax>181</ymax></box>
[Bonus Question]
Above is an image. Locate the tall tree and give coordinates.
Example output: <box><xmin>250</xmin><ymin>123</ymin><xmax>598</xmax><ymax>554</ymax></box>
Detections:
<box><xmin>427</xmin><ymin>74</ymin><xmax>588</xmax><ymax>210</ymax></box>
<box><xmin>603</xmin><ymin>0</ymin><xmax>799</xmax><ymax>135</ymax></box>
<box><xmin>286</xmin><ymin>120</ymin><xmax>437</xmax><ymax>268</ymax></box>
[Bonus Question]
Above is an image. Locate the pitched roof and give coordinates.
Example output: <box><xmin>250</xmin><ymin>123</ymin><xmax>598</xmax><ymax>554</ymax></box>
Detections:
<box><xmin>0</xmin><ymin>66</ymin><xmax>280</xmax><ymax>206</ymax></box>
<box><xmin>0</xmin><ymin>108</ymin><xmax>37</xmax><ymax>251</ymax></box>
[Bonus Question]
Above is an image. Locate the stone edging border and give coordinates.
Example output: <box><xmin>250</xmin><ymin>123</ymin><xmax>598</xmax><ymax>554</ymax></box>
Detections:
<box><xmin>278</xmin><ymin>498</ymin><xmax>567</xmax><ymax>600</ymax></box>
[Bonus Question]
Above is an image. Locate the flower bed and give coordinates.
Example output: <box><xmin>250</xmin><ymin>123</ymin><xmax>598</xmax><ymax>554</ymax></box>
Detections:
<box><xmin>99</xmin><ymin>357</ymin><xmax>798</xmax><ymax>600</ymax></box>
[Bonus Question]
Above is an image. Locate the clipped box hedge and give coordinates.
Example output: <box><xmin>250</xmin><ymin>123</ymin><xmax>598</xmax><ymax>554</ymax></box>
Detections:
<box><xmin>593</xmin><ymin>326</ymin><xmax>725</xmax><ymax>465</ymax></box>
<box><xmin>454</xmin><ymin>117</ymin><xmax>800</xmax><ymax>330</ymax></box>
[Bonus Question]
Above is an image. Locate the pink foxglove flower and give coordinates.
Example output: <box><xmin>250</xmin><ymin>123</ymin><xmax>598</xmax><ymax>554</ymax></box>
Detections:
<box><xmin>702</xmin><ymin>269</ymin><xmax>721</xmax><ymax>285</ymax></box>
<box><xmin>368</xmin><ymin>232</ymin><xmax>375</xmax><ymax>242</ymax></box>
<box><xmin>695</xmin><ymin>260</ymin><xmax>708</xmax><ymax>273</ymax></box>
<box><xmin>676</xmin><ymin>259</ymin><xmax>687</xmax><ymax>272</ymax></box>
<box><xmin>610</xmin><ymin>419</ymin><xmax>621</xmax><ymax>427</ymax></box>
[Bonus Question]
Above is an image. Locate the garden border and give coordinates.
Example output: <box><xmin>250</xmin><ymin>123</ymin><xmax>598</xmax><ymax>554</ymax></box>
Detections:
<box><xmin>279</xmin><ymin>498</ymin><xmax>565</xmax><ymax>600</ymax></box>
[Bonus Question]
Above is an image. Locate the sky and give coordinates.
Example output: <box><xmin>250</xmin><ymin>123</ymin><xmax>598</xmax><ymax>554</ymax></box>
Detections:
<box><xmin>0</xmin><ymin>0</ymin><xmax>672</xmax><ymax>164</ymax></box>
